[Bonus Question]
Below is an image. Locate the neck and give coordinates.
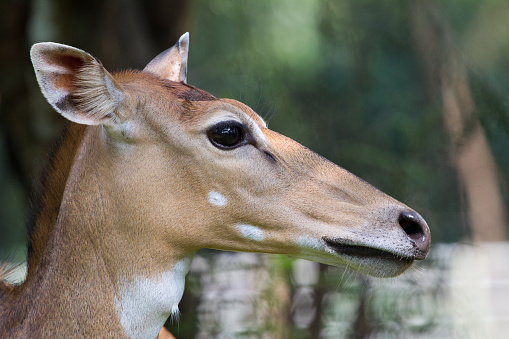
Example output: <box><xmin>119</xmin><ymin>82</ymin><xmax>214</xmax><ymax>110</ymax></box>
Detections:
<box><xmin>25</xmin><ymin>122</ymin><xmax>85</xmax><ymax>282</ymax></box>
<box><xmin>3</xmin><ymin>125</ymin><xmax>195</xmax><ymax>338</ymax></box>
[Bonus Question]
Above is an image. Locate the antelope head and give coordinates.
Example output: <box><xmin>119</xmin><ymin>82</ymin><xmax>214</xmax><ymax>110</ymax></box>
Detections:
<box><xmin>29</xmin><ymin>32</ymin><xmax>430</xmax><ymax>337</ymax></box>
<box><xmin>31</xmin><ymin>33</ymin><xmax>430</xmax><ymax>278</ymax></box>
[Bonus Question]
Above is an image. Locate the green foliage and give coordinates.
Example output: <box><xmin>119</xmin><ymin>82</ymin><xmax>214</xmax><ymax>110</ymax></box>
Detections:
<box><xmin>190</xmin><ymin>0</ymin><xmax>509</xmax><ymax>242</ymax></box>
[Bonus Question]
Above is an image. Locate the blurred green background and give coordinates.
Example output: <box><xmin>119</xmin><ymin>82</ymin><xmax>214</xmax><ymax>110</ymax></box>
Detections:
<box><xmin>1</xmin><ymin>0</ymin><xmax>508</xmax><ymax>337</ymax></box>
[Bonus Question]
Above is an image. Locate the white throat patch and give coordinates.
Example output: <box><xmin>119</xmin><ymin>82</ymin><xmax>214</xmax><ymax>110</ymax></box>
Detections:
<box><xmin>115</xmin><ymin>256</ymin><xmax>193</xmax><ymax>338</ymax></box>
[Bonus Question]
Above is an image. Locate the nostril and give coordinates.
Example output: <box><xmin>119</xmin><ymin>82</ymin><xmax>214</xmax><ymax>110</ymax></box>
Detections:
<box><xmin>398</xmin><ymin>210</ymin><xmax>431</xmax><ymax>260</ymax></box>
<box><xmin>399</xmin><ymin>211</ymin><xmax>424</xmax><ymax>242</ymax></box>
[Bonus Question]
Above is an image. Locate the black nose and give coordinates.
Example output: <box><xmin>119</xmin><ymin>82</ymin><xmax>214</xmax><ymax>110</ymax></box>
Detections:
<box><xmin>398</xmin><ymin>211</ymin><xmax>431</xmax><ymax>260</ymax></box>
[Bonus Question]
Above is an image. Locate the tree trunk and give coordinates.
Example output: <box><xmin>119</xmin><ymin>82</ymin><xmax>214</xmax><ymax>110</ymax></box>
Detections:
<box><xmin>410</xmin><ymin>0</ymin><xmax>507</xmax><ymax>242</ymax></box>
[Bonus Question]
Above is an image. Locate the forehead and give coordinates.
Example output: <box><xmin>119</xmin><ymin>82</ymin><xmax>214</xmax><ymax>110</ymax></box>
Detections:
<box><xmin>114</xmin><ymin>70</ymin><xmax>216</xmax><ymax>101</ymax></box>
<box><xmin>114</xmin><ymin>70</ymin><xmax>266</xmax><ymax>128</ymax></box>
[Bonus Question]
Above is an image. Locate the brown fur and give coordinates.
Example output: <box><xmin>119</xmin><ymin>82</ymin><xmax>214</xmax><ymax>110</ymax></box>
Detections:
<box><xmin>25</xmin><ymin>123</ymin><xmax>85</xmax><ymax>283</ymax></box>
<box><xmin>21</xmin><ymin>73</ymin><xmax>214</xmax><ymax>284</ymax></box>
<box><xmin>0</xmin><ymin>71</ymin><xmax>222</xmax><ymax>338</ymax></box>
<box><xmin>0</xmin><ymin>123</ymin><xmax>87</xmax><ymax>336</ymax></box>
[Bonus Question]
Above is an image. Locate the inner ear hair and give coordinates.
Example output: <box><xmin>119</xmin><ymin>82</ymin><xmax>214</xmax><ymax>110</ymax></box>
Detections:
<box><xmin>73</xmin><ymin>60</ymin><xmax>125</xmax><ymax>123</ymax></box>
<box><xmin>31</xmin><ymin>42</ymin><xmax>125</xmax><ymax>126</ymax></box>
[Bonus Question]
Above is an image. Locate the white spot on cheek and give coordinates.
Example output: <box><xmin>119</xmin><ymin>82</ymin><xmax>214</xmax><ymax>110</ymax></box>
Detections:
<box><xmin>296</xmin><ymin>236</ymin><xmax>325</xmax><ymax>251</ymax></box>
<box><xmin>115</xmin><ymin>256</ymin><xmax>193</xmax><ymax>339</ymax></box>
<box><xmin>208</xmin><ymin>191</ymin><xmax>227</xmax><ymax>207</ymax></box>
<box><xmin>236</xmin><ymin>224</ymin><xmax>264</xmax><ymax>242</ymax></box>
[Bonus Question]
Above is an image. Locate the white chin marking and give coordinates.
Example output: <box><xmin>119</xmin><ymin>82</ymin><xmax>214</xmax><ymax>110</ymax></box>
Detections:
<box><xmin>208</xmin><ymin>191</ymin><xmax>227</xmax><ymax>207</ymax></box>
<box><xmin>236</xmin><ymin>224</ymin><xmax>264</xmax><ymax>242</ymax></box>
<box><xmin>115</xmin><ymin>257</ymin><xmax>192</xmax><ymax>339</ymax></box>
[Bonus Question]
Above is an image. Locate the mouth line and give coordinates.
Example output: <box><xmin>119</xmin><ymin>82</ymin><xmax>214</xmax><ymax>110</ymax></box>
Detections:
<box><xmin>323</xmin><ymin>238</ymin><xmax>414</xmax><ymax>262</ymax></box>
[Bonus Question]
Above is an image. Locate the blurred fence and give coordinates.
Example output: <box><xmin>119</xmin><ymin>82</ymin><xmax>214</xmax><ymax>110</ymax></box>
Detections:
<box><xmin>5</xmin><ymin>242</ymin><xmax>509</xmax><ymax>338</ymax></box>
<box><xmin>174</xmin><ymin>242</ymin><xmax>509</xmax><ymax>338</ymax></box>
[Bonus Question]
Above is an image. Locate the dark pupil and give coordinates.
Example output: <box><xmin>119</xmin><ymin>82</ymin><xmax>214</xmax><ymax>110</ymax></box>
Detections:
<box><xmin>210</xmin><ymin>124</ymin><xmax>242</xmax><ymax>148</ymax></box>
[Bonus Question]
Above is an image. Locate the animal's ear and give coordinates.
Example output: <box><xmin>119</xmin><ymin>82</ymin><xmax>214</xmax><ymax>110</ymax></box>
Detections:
<box><xmin>30</xmin><ymin>42</ymin><xmax>124</xmax><ymax>126</ymax></box>
<box><xmin>144</xmin><ymin>32</ymin><xmax>189</xmax><ymax>83</ymax></box>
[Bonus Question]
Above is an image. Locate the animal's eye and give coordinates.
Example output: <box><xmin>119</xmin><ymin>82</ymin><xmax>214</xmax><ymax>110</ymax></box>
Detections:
<box><xmin>207</xmin><ymin>121</ymin><xmax>246</xmax><ymax>149</ymax></box>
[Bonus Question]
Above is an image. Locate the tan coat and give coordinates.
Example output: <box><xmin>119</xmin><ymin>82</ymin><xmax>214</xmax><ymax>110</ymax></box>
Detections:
<box><xmin>0</xmin><ymin>33</ymin><xmax>430</xmax><ymax>338</ymax></box>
